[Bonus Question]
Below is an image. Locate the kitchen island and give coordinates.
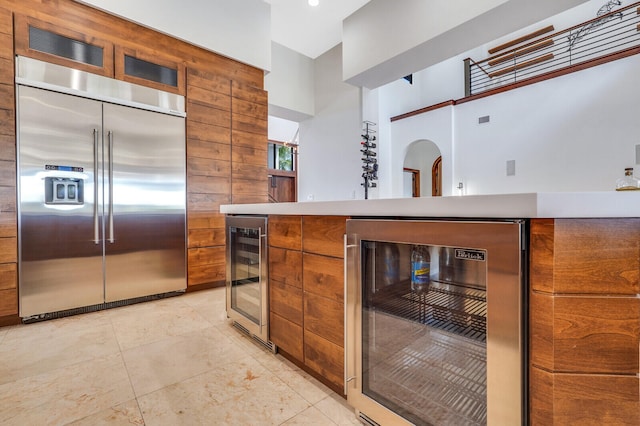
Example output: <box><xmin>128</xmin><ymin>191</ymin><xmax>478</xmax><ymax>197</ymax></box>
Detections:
<box><xmin>221</xmin><ymin>192</ymin><xmax>640</xmax><ymax>425</ymax></box>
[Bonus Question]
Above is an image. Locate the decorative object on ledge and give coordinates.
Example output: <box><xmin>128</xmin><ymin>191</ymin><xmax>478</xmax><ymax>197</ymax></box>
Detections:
<box><xmin>568</xmin><ymin>0</ymin><xmax>624</xmax><ymax>50</ymax></box>
<box><xmin>361</xmin><ymin>121</ymin><xmax>377</xmax><ymax>199</ymax></box>
<box><xmin>464</xmin><ymin>0</ymin><xmax>640</xmax><ymax>97</ymax></box>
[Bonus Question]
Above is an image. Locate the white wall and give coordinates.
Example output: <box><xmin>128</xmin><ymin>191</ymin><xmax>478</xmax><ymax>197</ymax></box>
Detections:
<box><xmin>77</xmin><ymin>0</ymin><xmax>271</xmax><ymax>71</ymax></box>
<box><xmin>265</xmin><ymin>42</ymin><xmax>314</xmax><ymax>121</ymax></box>
<box><xmin>298</xmin><ymin>44</ymin><xmax>363</xmax><ymax>201</ymax></box>
<box><xmin>453</xmin><ymin>53</ymin><xmax>640</xmax><ymax>194</ymax></box>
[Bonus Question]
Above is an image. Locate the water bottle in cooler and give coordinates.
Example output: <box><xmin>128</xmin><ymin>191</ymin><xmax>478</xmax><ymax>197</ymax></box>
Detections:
<box><xmin>411</xmin><ymin>244</ymin><xmax>431</xmax><ymax>292</ymax></box>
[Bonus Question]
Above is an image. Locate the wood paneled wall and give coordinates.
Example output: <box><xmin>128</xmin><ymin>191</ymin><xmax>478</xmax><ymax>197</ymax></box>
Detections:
<box><xmin>529</xmin><ymin>219</ymin><xmax>640</xmax><ymax>425</ymax></box>
<box><xmin>0</xmin><ymin>0</ymin><xmax>268</xmax><ymax>322</ymax></box>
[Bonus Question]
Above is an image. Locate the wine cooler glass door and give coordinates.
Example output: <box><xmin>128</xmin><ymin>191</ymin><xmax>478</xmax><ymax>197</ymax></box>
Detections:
<box><xmin>226</xmin><ymin>216</ymin><xmax>269</xmax><ymax>343</ymax></box>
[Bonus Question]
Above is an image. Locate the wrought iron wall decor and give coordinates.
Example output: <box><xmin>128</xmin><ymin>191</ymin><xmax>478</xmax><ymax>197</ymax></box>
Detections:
<box><xmin>361</xmin><ymin>121</ymin><xmax>377</xmax><ymax>199</ymax></box>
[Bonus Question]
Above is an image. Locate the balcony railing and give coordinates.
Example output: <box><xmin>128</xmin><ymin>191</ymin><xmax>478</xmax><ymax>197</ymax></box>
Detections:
<box><xmin>465</xmin><ymin>2</ymin><xmax>640</xmax><ymax>97</ymax></box>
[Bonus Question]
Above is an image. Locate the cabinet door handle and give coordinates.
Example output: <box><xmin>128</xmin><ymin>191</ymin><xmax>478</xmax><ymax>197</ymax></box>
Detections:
<box><xmin>93</xmin><ymin>128</ymin><xmax>100</xmax><ymax>244</ymax></box>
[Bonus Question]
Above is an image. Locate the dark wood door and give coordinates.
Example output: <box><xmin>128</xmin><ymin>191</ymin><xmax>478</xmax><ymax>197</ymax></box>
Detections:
<box><xmin>269</xmin><ymin>174</ymin><xmax>296</xmax><ymax>202</ymax></box>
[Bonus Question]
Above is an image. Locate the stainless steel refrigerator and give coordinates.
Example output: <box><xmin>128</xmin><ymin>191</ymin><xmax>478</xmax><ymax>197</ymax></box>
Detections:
<box><xmin>16</xmin><ymin>57</ymin><xmax>187</xmax><ymax>319</ymax></box>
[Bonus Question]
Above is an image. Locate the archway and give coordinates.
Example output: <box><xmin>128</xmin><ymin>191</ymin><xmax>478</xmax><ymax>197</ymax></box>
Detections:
<box><xmin>402</xmin><ymin>140</ymin><xmax>442</xmax><ymax>197</ymax></box>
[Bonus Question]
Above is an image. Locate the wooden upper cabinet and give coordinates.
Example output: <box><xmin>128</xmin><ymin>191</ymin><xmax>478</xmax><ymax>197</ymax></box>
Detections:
<box><xmin>115</xmin><ymin>46</ymin><xmax>185</xmax><ymax>95</ymax></box>
<box><xmin>14</xmin><ymin>14</ymin><xmax>114</xmax><ymax>77</ymax></box>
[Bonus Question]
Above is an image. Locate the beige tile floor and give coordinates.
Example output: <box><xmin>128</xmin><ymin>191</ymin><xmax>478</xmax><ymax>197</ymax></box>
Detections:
<box><xmin>0</xmin><ymin>287</ymin><xmax>360</xmax><ymax>425</ymax></box>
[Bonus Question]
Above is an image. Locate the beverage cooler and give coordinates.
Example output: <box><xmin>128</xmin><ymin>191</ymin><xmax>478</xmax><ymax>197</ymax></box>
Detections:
<box><xmin>225</xmin><ymin>215</ymin><xmax>273</xmax><ymax>350</ymax></box>
<box><xmin>345</xmin><ymin>219</ymin><xmax>527</xmax><ymax>426</ymax></box>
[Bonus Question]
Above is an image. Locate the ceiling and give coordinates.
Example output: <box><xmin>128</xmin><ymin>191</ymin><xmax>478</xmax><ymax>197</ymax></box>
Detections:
<box><xmin>264</xmin><ymin>0</ymin><xmax>370</xmax><ymax>59</ymax></box>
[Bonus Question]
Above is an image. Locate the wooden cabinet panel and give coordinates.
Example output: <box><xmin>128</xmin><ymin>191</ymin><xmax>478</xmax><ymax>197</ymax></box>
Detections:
<box><xmin>0</xmin><ymin>211</ymin><xmax>16</xmax><ymax>238</ymax></box>
<box><xmin>0</xmin><ymin>186</ymin><xmax>15</xmax><ymax>212</ymax></box>
<box><xmin>268</xmin><ymin>216</ymin><xmax>302</xmax><ymax>250</ymax></box>
<box><xmin>0</xmin><ymin>237</ymin><xmax>16</xmax><ymax>263</ymax></box>
<box><xmin>187</xmin><ymin>193</ymin><xmax>230</xmax><ymax>214</ymax></box>
<box><xmin>187</xmin><ymin>121</ymin><xmax>230</xmax><ymax>145</ymax></box>
<box><xmin>553</xmin><ymin>296</ymin><xmax>639</xmax><ymax>374</ymax></box>
<box><xmin>188</xmin><ymin>228</ymin><xmax>225</xmax><ymax>248</ymax></box>
<box><xmin>0</xmin><ymin>84</ymin><xmax>13</xmax><ymax>112</ymax></box>
<box><xmin>232</xmin><ymin>129</ymin><xmax>266</xmax><ymax>149</ymax></box>
<box><xmin>114</xmin><ymin>45</ymin><xmax>185</xmax><ymax>95</ymax></box>
<box><xmin>0</xmin><ymin>288</ymin><xmax>17</xmax><ymax>316</ymax></box>
<box><xmin>529</xmin><ymin>367</ymin><xmax>554</xmax><ymax>426</ymax></box>
<box><xmin>553</xmin><ymin>219</ymin><xmax>640</xmax><ymax>295</ymax></box>
<box><xmin>269</xmin><ymin>247</ymin><xmax>302</xmax><ymax>288</ymax></box>
<box><xmin>188</xmin><ymin>212</ymin><xmax>224</xmax><ymax>230</ymax></box>
<box><xmin>529</xmin><ymin>291</ymin><xmax>554</xmax><ymax>371</ymax></box>
<box><xmin>553</xmin><ymin>374</ymin><xmax>639</xmax><ymax>425</ymax></box>
<box><xmin>0</xmin><ymin>110</ymin><xmax>14</xmax><ymax>137</ymax></box>
<box><xmin>14</xmin><ymin>14</ymin><xmax>114</xmax><ymax>78</ymax></box>
<box><xmin>232</xmin><ymin>178</ymin><xmax>267</xmax><ymax>196</ymax></box>
<box><xmin>231</xmin><ymin>145</ymin><xmax>267</xmax><ymax>166</ymax></box>
<box><xmin>231</xmin><ymin>112</ymin><xmax>268</xmax><ymax>135</ymax></box>
<box><xmin>232</xmin><ymin>162</ymin><xmax>267</xmax><ymax>180</ymax></box>
<box><xmin>187</xmin><ymin>86</ymin><xmax>230</xmax><ymax>111</ymax></box>
<box><xmin>0</xmin><ymin>7</ymin><xmax>11</xmax><ymax>36</ymax></box>
<box><xmin>0</xmin><ymin>32</ymin><xmax>10</xmax><ymax>60</ymax></box>
<box><xmin>187</xmin><ymin>68</ymin><xmax>231</xmax><ymax>96</ymax></box>
<box><xmin>187</xmin><ymin>175</ymin><xmax>230</xmax><ymax>195</ymax></box>
<box><xmin>304</xmin><ymin>292</ymin><xmax>343</xmax><ymax>347</ymax></box>
<box><xmin>0</xmin><ymin>159</ymin><xmax>16</xmax><ymax>187</ymax></box>
<box><xmin>187</xmin><ymin>139</ymin><xmax>231</xmax><ymax>161</ymax></box>
<box><xmin>270</xmin><ymin>280</ymin><xmax>302</xmax><ymax>325</ymax></box>
<box><xmin>231</xmin><ymin>81</ymin><xmax>267</xmax><ymax>104</ymax></box>
<box><xmin>188</xmin><ymin>157</ymin><xmax>231</xmax><ymax>178</ymax></box>
<box><xmin>232</xmin><ymin>98</ymin><xmax>268</xmax><ymax>120</ymax></box>
<box><xmin>0</xmin><ymin>58</ymin><xmax>12</xmax><ymax>85</ymax></box>
<box><xmin>304</xmin><ymin>331</ymin><xmax>344</xmax><ymax>394</ymax></box>
<box><xmin>530</xmin><ymin>219</ymin><xmax>554</xmax><ymax>293</ymax></box>
<box><xmin>270</xmin><ymin>312</ymin><xmax>303</xmax><ymax>361</ymax></box>
<box><xmin>187</xmin><ymin>246</ymin><xmax>225</xmax><ymax>286</ymax></box>
<box><xmin>302</xmin><ymin>216</ymin><xmax>347</xmax><ymax>258</ymax></box>
<box><xmin>230</xmin><ymin>194</ymin><xmax>267</xmax><ymax>205</ymax></box>
<box><xmin>0</xmin><ymin>263</ymin><xmax>16</xmax><ymax>290</ymax></box>
<box><xmin>187</xmin><ymin>102</ymin><xmax>231</xmax><ymax>128</ymax></box>
<box><xmin>0</xmin><ymin>133</ymin><xmax>14</xmax><ymax>164</ymax></box>
<box><xmin>303</xmin><ymin>253</ymin><xmax>343</xmax><ymax>301</ymax></box>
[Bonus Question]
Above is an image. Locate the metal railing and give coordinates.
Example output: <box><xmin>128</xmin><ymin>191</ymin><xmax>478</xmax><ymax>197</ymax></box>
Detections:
<box><xmin>465</xmin><ymin>2</ymin><xmax>640</xmax><ymax>96</ymax></box>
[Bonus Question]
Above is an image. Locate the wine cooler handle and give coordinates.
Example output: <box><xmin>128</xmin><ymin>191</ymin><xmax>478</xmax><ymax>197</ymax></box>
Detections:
<box><xmin>344</xmin><ymin>233</ymin><xmax>358</xmax><ymax>395</ymax></box>
<box><xmin>93</xmin><ymin>128</ymin><xmax>100</xmax><ymax>244</ymax></box>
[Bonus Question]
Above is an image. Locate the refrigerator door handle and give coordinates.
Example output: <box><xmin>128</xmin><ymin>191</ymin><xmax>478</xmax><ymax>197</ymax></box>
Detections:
<box><xmin>108</xmin><ymin>130</ymin><xmax>115</xmax><ymax>243</ymax></box>
<box><xmin>93</xmin><ymin>128</ymin><xmax>100</xmax><ymax>244</ymax></box>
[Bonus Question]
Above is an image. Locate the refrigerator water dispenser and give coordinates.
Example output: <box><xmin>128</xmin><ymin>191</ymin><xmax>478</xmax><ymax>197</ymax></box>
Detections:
<box><xmin>45</xmin><ymin>177</ymin><xmax>84</xmax><ymax>205</ymax></box>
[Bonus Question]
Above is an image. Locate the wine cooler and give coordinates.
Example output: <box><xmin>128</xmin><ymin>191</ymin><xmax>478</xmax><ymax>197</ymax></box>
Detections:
<box><xmin>345</xmin><ymin>219</ymin><xmax>526</xmax><ymax>425</ymax></box>
<box><xmin>226</xmin><ymin>215</ymin><xmax>273</xmax><ymax>350</ymax></box>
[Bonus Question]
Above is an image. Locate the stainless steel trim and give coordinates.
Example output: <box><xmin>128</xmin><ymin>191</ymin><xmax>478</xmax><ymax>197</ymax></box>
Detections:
<box><xmin>93</xmin><ymin>128</ymin><xmax>99</xmax><ymax>244</ymax></box>
<box><xmin>15</xmin><ymin>56</ymin><xmax>186</xmax><ymax>117</ymax></box>
<box><xmin>259</xmin><ymin>232</ymin><xmax>268</xmax><ymax>330</ymax></box>
<box><xmin>107</xmin><ymin>131</ymin><xmax>114</xmax><ymax>244</ymax></box>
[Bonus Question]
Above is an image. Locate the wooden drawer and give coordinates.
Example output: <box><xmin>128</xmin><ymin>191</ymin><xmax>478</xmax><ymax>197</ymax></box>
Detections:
<box><xmin>270</xmin><ymin>312</ymin><xmax>303</xmax><ymax>362</ymax></box>
<box><xmin>303</xmin><ymin>252</ymin><xmax>343</xmax><ymax>301</ymax></box>
<box><xmin>304</xmin><ymin>292</ymin><xmax>343</xmax><ymax>347</ymax></box>
<box><xmin>269</xmin><ymin>215</ymin><xmax>301</xmax><ymax>250</ymax></box>
<box><xmin>302</xmin><ymin>216</ymin><xmax>347</xmax><ymax>258</ymax></box>
<box><xmin>269</xmin><ymin>247</ymin><xmax>302</xmax><ymax>288</ymax></box>
<box><xmin>270</xmin><ymin>280</ymin><xmax>302</xmax><ymax>325</ymax></box>
<box><xmin>304</xmin><ymin>330</ymin><xmax>344</xmax><ymax>395</ymax></box>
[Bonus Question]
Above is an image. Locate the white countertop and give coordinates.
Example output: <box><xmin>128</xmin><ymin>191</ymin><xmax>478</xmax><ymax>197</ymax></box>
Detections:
<box><xmin>220</xmin><ymin>192</ymin><xmax>640</xmax><ymax>218</ymax></box>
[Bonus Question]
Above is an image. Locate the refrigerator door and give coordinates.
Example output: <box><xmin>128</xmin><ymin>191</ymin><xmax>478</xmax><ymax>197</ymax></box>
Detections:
<box><xmin>17</xmin><ymin>86</ymin><xmax>105</xmax><ymax>317</ymax></box>
<box><xmin>103</xmin><ymin>103</ymin><xmax>186</xmax><ymax>302</ymax></box>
